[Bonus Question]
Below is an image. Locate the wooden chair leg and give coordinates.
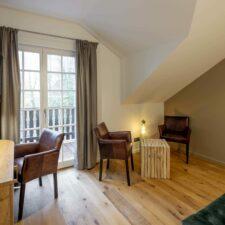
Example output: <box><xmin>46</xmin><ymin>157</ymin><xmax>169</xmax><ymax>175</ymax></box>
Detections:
<box><xmin>125</xmin><ymin>159</ymin><xmax>131</xmax><ymax>186</ymax></box>
<box><xmin>186</xmin><ymin>144</ymin><xmax>190</xmax><ymax>164</ymax></box>
<box><xmin>106</xmin><ymin>159</ymin><xmax>110</xmax><ymax>169</ymax></box>
<box><xmin>131</xmin><ymin>153</ymin><xmax>134</xmax><ymax>171</ymax></box>
<box><xmin>39</xmin><ymin>177</ymin><xmax>43</xmax><ymax>186</ymax></box>
<box><xmin>18</xmin><ymin>183</ymin><xmax>26</xmax><ymax>221</ymax></box>
<box><xmin>53</xmin><ymin>173</ymin><xmax>58</xmax><ymax>199</ymax></box>
<box><xmin>99</xmin><ymin>159</ymin><xmax>103</xmax><ymax>181</ymax></box>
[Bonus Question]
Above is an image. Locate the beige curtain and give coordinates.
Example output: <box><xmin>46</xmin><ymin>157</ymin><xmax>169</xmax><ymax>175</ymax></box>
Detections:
<box><xmin>76</xmin><ymin>39</ymin><xmax>98</xmax><ymax>169</ymax></box>
<box><xmin>0</xmin><ymin>27</ymin><xmax>20</xmax><ymax>143</ymax></box>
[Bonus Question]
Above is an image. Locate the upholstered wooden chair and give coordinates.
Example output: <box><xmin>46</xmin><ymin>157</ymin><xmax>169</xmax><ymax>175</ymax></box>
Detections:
<box><xmin>159</xmin><ymin>116</ymin><xmax>191</xmax><ymax>163</ymax></box>
<box><xmin>94</xmin><ymin>122</ymin><xmax>134</xmax><ymax>186</ymax></box>
<box><xmin>14</xmin><ymin>129</ymin><xmax>64</xmax><ymax>220</ymax></box>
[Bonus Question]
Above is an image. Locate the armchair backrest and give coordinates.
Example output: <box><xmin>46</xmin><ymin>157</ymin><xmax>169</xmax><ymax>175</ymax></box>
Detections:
<box><xmin>39</xmin><ymin>129</ymin><xmax>64</xmax><ymax>152</ymax></box>
<box><xmin>165</xmin><ymin>116</ymin><xmax>189</xmax><ymax>133</ymax></box>
<box><xmin>94</xmin><ymin>122</ymin><xmax>110</xmax><ymax>140</ymax></box>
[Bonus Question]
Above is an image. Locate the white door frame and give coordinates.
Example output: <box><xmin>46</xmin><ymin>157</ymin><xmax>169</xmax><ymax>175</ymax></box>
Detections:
<box><xmin>19</xmin><ymin>45</ymin><xmax>76</xmax><ymax>168</ymax></box>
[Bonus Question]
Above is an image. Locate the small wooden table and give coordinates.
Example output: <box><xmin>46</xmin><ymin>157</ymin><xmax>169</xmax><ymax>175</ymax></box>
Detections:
<box><xmin>141</xmin><ymin>139</ymin><xmax>170</xmax><ymax>179</ymax></box>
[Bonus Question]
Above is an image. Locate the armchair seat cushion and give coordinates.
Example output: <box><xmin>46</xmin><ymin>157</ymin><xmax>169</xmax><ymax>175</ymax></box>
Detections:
<box><xmin>15</xmin><ymin>157</ymin><xmax>24</xmax><ymax>174</ymax></box>
<box><xmin>162</xmin><ymin>133</ymin><xmax>187</xmax><ymax>143</ymax></box>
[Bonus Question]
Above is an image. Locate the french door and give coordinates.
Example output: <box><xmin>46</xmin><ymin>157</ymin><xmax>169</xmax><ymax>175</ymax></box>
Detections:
<box><xmin>19</xmin><ymin>46</ymin><xmax>77</xmax><ymax>168</ymax></box>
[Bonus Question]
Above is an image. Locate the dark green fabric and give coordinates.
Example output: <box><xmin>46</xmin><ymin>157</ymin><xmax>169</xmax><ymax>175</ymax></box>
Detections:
<box><xmin>182</xmin><ymin>194</ymin><xmax>225</xmax><ymax>225</ymax></box>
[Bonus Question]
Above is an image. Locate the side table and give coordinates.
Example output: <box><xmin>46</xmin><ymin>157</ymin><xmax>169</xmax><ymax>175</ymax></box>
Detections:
<box><xmin>140</xmin><ymin>139</ymin><xmax>170</xmax><ymax>179</ymax></box>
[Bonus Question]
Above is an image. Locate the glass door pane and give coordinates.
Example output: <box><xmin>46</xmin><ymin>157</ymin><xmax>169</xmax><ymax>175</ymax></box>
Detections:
<box><xmin>19</xmin><ymin>49</ymin><xmax>41</xmax><ymax>143</ymax></box>
<box><xmin>46</xmin><ymin>52</ymin><xmax>76</xmax><ymax>168</ymax></box>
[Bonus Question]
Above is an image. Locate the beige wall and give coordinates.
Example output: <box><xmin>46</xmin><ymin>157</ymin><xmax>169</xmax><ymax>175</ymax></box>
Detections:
<box><xmin>165</xmin><ymin>58</ymin><xmax>225</xmax><ymax>163</ymax></box>
<box><xmin>0</xmin><ymin>6</ymin><xmax>164</xmax><ymax>141</ymax></box>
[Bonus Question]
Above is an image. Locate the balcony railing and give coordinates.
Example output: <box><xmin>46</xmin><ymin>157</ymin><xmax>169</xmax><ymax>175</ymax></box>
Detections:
<box><xmin>20</xmin><ymin>107</ymin><xmax>76</xmax><ymax>143</ymax></box>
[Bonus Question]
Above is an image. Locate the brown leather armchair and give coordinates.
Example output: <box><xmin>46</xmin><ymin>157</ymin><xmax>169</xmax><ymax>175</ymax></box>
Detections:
<box><xmin>94</xmin><ymin>122</ymin><xmax>134</xmax><ymax>186</ymax></box>
<box><xmin>159</xmin><ymin>116</ymin><xmax>191</xmax><ymax>164</ymax></box>
<box><xmin>14</xmin><ymin>129</ymin><xmax>64</xmax><ymax>220</ymax></box>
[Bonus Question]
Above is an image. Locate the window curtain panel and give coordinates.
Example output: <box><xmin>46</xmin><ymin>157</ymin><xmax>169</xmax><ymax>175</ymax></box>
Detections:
<box><xmin>0</xmin><ymin>27</ymin><xmax>20</xmax><ymax>143</ymax></box>
<box><xmin>76</xmin><ymin>39</ymin><xmax>98</xmax><ymax>170</ymax></box>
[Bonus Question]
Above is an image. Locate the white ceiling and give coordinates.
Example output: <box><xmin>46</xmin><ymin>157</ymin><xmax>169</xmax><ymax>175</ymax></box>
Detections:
<box><xmin>0</xmin><ymin>0</ymin><xmax>196</xmax><ymax>55</ymax></box>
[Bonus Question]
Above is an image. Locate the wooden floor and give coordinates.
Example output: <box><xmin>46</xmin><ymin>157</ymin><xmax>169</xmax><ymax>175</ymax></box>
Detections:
<box><xmin>15</xmin><ymin>150</ymin><xmax>225</xmax><ymax>225</ymax></box>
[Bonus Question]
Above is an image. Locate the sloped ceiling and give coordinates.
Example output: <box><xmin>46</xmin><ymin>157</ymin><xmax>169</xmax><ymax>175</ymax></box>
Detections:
<box><xmin>124</xmin><ymin>0</ymin><xmax>225</xmax><ymax>103</ymax></box>
<box><xmin>0</xmin><ymin>0</ymin><xmax>196</xmax><ymax>56</ymax></box>
<box><xmin>0</xmin><ymin>0</ymin><xmax>221</xmax><ymax>105</ymax></box>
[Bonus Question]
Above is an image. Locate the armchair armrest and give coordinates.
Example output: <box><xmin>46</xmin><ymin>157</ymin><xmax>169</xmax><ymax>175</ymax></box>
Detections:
<box><xmin>108</xmin><ymin>131</ymin><xmax>132</xmax><ymax>142</ymax></box>
<box><xmin>21</xmin><ymin>149</ymin><xmax>59</xmax><ymax>182</ymax></box>
<box><xmin>14</xmin><ymin>142</ymin><xmax>39</xmax><ymax>159</ymax></box>
<box><xmin>99</xmin><ymin>138</ymin><xmax>126</xmax><ymax>145</ymax></box>
<box><xmin>158</xmin><ymin>125</ymin><xmax>166</xmax><ymax>137</ymax></box>
<box><xmin>98</xmin><ymin>138</ymin><xmax>128</xmax><ymax>159</ymax></box>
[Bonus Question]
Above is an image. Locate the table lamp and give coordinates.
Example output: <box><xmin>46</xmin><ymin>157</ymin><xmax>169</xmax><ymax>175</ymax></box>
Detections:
<box><xmin>141</xmin><ymin>119</ymin><xmax>146</xmax><ymax>137</ymax></box>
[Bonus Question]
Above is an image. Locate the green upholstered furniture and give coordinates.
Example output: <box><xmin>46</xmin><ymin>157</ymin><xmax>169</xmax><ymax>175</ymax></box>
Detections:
<box><xmin>182</xmin><ymin>194</ymin><xmax>225</xmax><ymax>225</ymax></box>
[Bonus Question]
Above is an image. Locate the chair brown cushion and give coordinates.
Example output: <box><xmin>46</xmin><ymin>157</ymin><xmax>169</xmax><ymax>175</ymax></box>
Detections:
<box><xmin>39</xmin><ymin>129</ymin><xmax>64</xmax><ymax>151</ymax></box>
<box><xmin>165</xmin><ymin>116</ymin><xmax>188</xmax><ymax>133</ymax></box>
<box><xmin>39</xmin><ymin>143</ymin><xmax>50</xmax><ymax>152</ymax></box>
<box><xmin>94</xmin><ymin>122</ymin><xmax>110</xmax><ymax>139</ymax></box>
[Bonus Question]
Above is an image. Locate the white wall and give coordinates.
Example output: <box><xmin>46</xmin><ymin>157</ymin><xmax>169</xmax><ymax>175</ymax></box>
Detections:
<box><xmin>139</xmin><ymin>102</ymin><xmax>164</xmax><ymax>138</ymax></box>
<box><xmin>0</xmin><ymin>6</ymin><xmax>164</xmax><ymax>141</ymax></box>
<box><xmin>122</xmin><ymin>39</ymin><xmax>185</xmax><ymax>102</ymax></box>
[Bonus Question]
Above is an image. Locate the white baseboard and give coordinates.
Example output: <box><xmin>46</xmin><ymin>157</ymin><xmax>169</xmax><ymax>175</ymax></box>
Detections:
<box><xmin>191</xmin><ymin>151</ymin><xmax>225</xmax><ymax>166</ymax></box>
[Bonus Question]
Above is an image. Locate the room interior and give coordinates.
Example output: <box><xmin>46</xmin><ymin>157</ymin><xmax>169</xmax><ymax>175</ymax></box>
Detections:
<box><xmin>0</xmin><ymin>0</ymin><xmax>225</xmax><ymax>225</ymax></box>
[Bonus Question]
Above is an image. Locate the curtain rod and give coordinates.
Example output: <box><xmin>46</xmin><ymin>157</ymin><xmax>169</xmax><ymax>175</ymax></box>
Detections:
<box><xmin>19</xmin><ymin>29</ymin><xmax>77</xmax><ymax>41</ymax></box>
<box><xmin>19</xmin><ymin>28</ymin><xmax>98</xmax><ymax>44</ymax></box>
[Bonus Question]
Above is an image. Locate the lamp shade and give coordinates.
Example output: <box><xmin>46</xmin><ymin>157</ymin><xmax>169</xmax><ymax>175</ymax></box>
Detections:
<box><xmin>141</xmin><ymin>120</ymin><xmax>146</xmax><ymax>136</ymax></box>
